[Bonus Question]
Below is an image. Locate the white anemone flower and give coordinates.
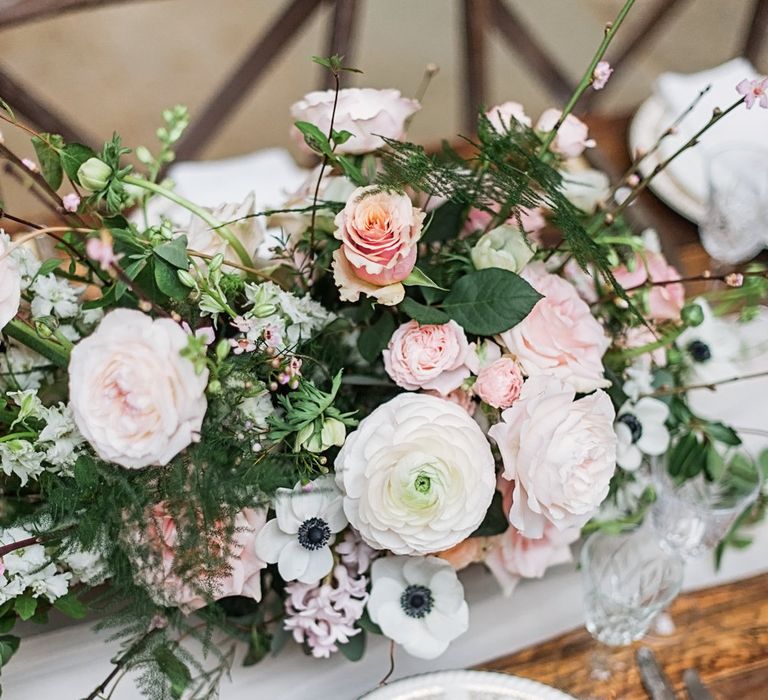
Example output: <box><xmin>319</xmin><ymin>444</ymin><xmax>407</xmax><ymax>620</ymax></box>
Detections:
<box><xmin>615</xmin><ymin>396</ymin><xmax>670</xmax><ymax>471</ymax></box>
<box><xmin>255</xmin><ymin>476</ymin><xmax>347</xmax><ymax>584</ymax></box>
<box><xmin>367</xmin><ymin>555</ymin><xmax>469</xmax><ymax>659</ymax></box>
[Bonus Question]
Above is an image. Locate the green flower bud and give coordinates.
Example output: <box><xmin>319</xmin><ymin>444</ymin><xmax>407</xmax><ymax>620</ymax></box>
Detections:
<box><xmin>207</xmin><ymin>379</ymin><xmax>222</xmax><ymax>395</ymax></box>
<box><xmin>252</xmin><ymin>303</ymin><xmax>278</xmax><ymax>318</ymax></box>
<box><xmin>681</xmin><ymin>302</ymin><xmax>705</xmax><ymax>327</ymax></box>
<box><xmin>34</xmin><ymin>316</ymin><xmax>58</xmax><ymax>338</ymax></box>
<box><xmin>135</xmin><ymin>146</ymin><xmax>153</xmax><ymax>165</ymax></box>
<box><xmin>215</xmin><ymin>339</ymin><xmax>230</xmax><ymax>362</ymax></box>
<box><xmin>177</xmin><ymin>269</ymin><xmax>197</xmax><ymax>288</ymax></box>
<box><xmin>77</xmin><ymin>157</ymin><xmax>113</xmax><ymax>192</ymax></box>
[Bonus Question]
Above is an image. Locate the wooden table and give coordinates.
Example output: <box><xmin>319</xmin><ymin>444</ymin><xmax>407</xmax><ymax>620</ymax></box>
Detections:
<box><xmin>477</xmin><ymin>573</ymin><xmax>768</xmax><ymax>699</ymax></box>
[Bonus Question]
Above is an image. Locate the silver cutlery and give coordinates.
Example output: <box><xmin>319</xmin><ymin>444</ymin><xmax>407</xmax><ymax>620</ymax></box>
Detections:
<box><xmin>636</xmin><ymin>647</ymin><xmax>677</xmax><ymax>700</ymax></box>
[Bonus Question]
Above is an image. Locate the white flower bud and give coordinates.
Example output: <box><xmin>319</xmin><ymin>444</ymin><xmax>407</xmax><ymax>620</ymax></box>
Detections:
<box><xmin>77</xmin><ymin>158</ymin><xmax>113</xmax><ymax>192</ymax></box>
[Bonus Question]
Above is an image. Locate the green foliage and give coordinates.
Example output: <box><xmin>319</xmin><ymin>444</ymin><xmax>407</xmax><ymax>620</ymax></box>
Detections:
<box><xmin>470</xmin><ymin>490</ymin><xmax>508</xmax><ymax>537</ymax></box>
<box><xmin>31</xmin><ymin>134</ymin><xmax>64</xmax><ymax>189</ymax></box>
<box><xmin>357</xmin><ymin>311</ymin><xmax>395</xmax><ymax>363</ymax></box>
<box><xmin>403</xmin><ymin>267</ymin><xmax>446</xmax><ymax>291</ymax></box>
<box><xmin>61</xmin><ymin>143</ymin><xmax>97</xmax><ymax>181</ymax></box>
<box><xmin>440</xmin><ymin>268</ymin><xmax>542</xmax><ymax>335</ymax></box>
<box><xmin>399</xmin><ymin>297</ymin><xmax>450</xmax><ymax>325</ymax></box>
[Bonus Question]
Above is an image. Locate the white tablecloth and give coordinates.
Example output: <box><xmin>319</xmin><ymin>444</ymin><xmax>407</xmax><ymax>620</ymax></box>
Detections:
<box><xmin>6</xmin><ymin>152</ymin><xmax>768</xmax><ymax>700</ymax></box>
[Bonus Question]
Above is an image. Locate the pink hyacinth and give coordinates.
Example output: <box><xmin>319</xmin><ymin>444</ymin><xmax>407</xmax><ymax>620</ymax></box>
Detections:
<box><xmin>736</xmin><ymin>77</ymin><xmax>768</xmax><ymax>109</ymax></box>
<box><xmin>283</xmin><ymin>564</ymin><xmax>368</xmax><ymax>658</ymax></box>
<box><xmin>592</xmin><ymin>61</ymin><xmax>613</xmax><ymax>90</ymax></box>
<box><xmin>335</xmin><ymin>530</ymin><xmax>378</xmax><ymax>576</ymax></box>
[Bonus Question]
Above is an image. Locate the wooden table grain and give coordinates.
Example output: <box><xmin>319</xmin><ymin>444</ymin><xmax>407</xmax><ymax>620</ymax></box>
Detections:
<box><xmin>477</xmin><ymin>572</ymin><xmax>768</xmax><ymax>700</ymax></box>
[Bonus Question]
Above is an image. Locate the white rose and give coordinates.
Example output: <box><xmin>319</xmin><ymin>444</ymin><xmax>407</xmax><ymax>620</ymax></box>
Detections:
<box><xmin>488</xmin><ymin>375</ymin><xmax>617</xmax><ymax>538</ymax></box>
<box><xmin>183</xmin><ymin>192</ymin><xmax>263</xmax><ymax>273</ymax></box>
<box><xmin>68</xmin><ymin>309</ymin><xmax>208</xmax><ymax>469</ymax></box>
<box><xmin>290</xmin><ymin>88</ymin><xmax>421</xmax><ymax>155</ymax></box>
<box><xmin>0</xmin><ymin>236</ymin><xmax>21</xmax><ymax>331</ymax></box>
<box><xmin>470</xmin><ymin>224</ymin><xmax>535</xmax><ymax>274</ymax></box>
<box><xmin>335</xmin><ymin>393</ymin><xmax>496</xmax><ymax>555</ymax></box>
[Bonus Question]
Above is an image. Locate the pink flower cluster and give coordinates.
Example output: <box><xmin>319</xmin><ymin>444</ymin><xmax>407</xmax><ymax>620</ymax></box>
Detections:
<box><xmin>283</xmin><ymin>564</ymin><xmax>368</xmax><ymax>658</ymax></box>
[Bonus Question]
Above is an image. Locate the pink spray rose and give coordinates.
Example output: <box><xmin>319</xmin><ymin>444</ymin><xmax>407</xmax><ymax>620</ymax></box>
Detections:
<box><xmin>383</xmin><ymin>320</ymin><xmax>471</xmax><ymax>395</ymax></box>
<box><xmin>131</xmin><ymin>503</ymin><xmax>267</xmax><ymax>613</ymax></box>
<box><xmin>499</xmin><ymin>262</ymin><xmax>610</xmax><ymax>393</ymax></box>
<box><xmin>332</xmin><ymin>186</ymin><xmax>425</xmax><ymax>305</ymax></box>
<box><xmin>613</xmin><ymin>252</ymin><xmax>684</xmax><ymax>321</ymax></box>
<box><xmin>290</xmin><ymin>88</ymin><xmax>421</xmax><ymax>155</ymax></box>
<box><xmin>473</xmin><ymin>357</ymin><xmax>524</xmax><ymax>409</ymax></box>
<box><xmin>464</xmin><ymin>205</ymin><xmax>546</xmax><ymax>237</ymax></box>
<box><xmin>489</xmin><ymin>375</ymin><xmax>616</xmax><ymax>539</ymax></box>
<box><xmin>536</xmin><ymin>108</ymin><xmax>596</xmax><ymax>158</ymax></box>
<box><xmin>484</xmin><ymin>480</ymin><xmax>578</xmax><ymax>596</ymax></box>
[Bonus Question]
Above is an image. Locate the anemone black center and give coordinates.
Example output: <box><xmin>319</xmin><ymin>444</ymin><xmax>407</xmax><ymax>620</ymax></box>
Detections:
<box><xmin>400</xmin><ymin>584</ymin><xmax>433</xmax><ymax>619</ymax></box>
<box><xmin>297</xmin><ymin>517</ymin><xmax>331</xmax><ymax>550</ymax></box>
<box><xmin>687</xmin><ymin>340</ymin><xmax>712</xmax><ymax>362</ymax></box>
<box><xmin>618</xmin><ymin>413</ymin><xmax>643</xmax><ymax>443</ymax></box>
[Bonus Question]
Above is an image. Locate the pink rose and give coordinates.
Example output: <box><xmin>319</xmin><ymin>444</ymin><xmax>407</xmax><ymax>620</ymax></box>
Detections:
<box><xmin>488</xmin><ymin>375</ymin><xmax>616</xmax><ymax>539</ymax></box>
<box><xmin>486</xmin><ymin>101</ymin><xmax>532</xmax><ymax>131</ymax></box>
<box><xmin>383</xmin><ymin>320</ymin><xmax>471</xmax><ymax>395</ymax></box>
<box><xmin>473</xmin><ymin>357</ymin><xmax>524</xmax><ymax>409</ymax></box>
<box><xmin>464</xmin><ymin>205</ymin><xmax>545</xmax><ymax>237</ymax></box>
<box><xmin>536</xmin><ymin>108</ymin><xmax>596</xmax><ymax>158</ymax></box>
<box><xmin>290</xmin><ymin>88</ymin><xmax>420</xmax><ymax>155</ymax></box>
<box><xmin>483</xmin><ymin>477</ymin><xmax>578</xmax><ymax>595</ymax></box>
<box><xmin>613</xmin><ymin>252</ymin><xmax>684</xmax><ymax>321</ymax></box>
<box><xmin>332</xmin><ymin>186</ymin><xmax>425</xmax><ymax>305</ymax></box>
<box><xmin>499</xmin><ymin>262</ymin><xmax>610</xmax><ymax>393</ymax></box>
<box><xmin>437</xmin><ymin>536</ymin><xmax>491</xmax><ymax>570</ymax></box>
<box><xmin>131</xmin><ymin>503</ymin><xmax>267</xmax><ymax>613</ymax></box>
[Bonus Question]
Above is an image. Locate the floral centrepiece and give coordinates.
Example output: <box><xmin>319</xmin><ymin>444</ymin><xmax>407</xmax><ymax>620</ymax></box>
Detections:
<box><xmin>0</xmin><ymin>19</ymin><xmax>766</xmax><ymax>697</ymax></box>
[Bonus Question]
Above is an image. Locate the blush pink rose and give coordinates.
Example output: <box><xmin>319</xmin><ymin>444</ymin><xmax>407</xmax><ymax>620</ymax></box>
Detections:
<box><xmin>131</xmin><ymin>503</ymin><xmax>267</xmax><ymax>613</ymax></box>
<box><xmin>486</xmin><ymin>101</ymin><xmax>532</xmax><ymax>131</ymax></box>
<box><xmin>290</xmin><ymin>88</ymin><xmax>420</xmax><ymax>155</ymax></box>
<box><xmin>613</xmin><ymin>252</ymin><xmax>684</xmax><ymax>321</ymax></box>
<box><xmin>483</xmin><ymin>477</ymin><xmax>578</xmax><ymax>595</ymax></box>
<box><xmin>488</xmin><ymin>375</ymin><xmax>616</xmax><ymax>539</ymax></box>
<box><xmin>473</xmin><ymin>357</ymin><xmax>524</xmax><ymax>409</ymax></box>
<box><xmin>332</xmin><ymin>186</ymin><xmax>425</xmax><ymax>305</ymax></box>
<box><xmin>536</xmin><ymin>108</ymin><xmax>596</xmax><ymax>158</ymax></box>
<box><xmin>464</xmin><ymin>205</ymin><xmax>545</xmax><ymax>237</ymax></box>
<box><xmin>383</xmin><ymin>320</ymin><xmax>471</xmax><ymax>395</ymax></box>
<box><xmin>499</xmin><ymin>262</ymin><xmax>610</xmax><ymax>393</ymax></box>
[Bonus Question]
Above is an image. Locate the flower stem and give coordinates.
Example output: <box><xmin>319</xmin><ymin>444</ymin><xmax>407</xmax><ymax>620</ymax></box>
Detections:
<box><xmin>122</xmin><ymin>175</ymin><xmax>253</xmax><ymax>268</ymax></box>
<box><xmin>2</xmin><ymin>320</ymin><xmax>71</xmax><ymax>368</ymax></box>
<box><xmin>649</xmin><ymin>370</ymin><xmax>768</xmax><ymax>397</ymax></box>
<box><xmin>0</xmin><ymin>431</ymin><xmax>36</xmax><ymax>443</ymax></box>
<box><xmin>538</xmin><ymin>0</ymin><xmax>637</xmax><ymax>156</ymax></box>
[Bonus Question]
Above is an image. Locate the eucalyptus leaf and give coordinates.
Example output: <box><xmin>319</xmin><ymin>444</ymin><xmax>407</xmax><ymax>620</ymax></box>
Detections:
<box><xmin>441</xmin><ymin>268</ymin><xmax>541</xmax><ymax>335</ymax></box>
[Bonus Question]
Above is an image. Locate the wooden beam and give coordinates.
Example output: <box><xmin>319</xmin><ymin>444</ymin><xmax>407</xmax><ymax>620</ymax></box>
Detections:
<box><xmin>490</xmin><ymin>0</ymin><xmax>573</xmax><ymax>106</ymax></box>
<box><xmin>0</xmin><ymin>64</ymin><xmax>96</xmax><ymax>145</ymax></box>
<box><xmin>461</xmin><ymin>0</ymin><xmax>490</xmax><ymax>133</ymax></box>
<box><xmin>0</xmin><ymin>0</ymin><xmax>160</xmax><ymax>29</ymax></box>
<box><xmin>175</xmin><ymin>0</ymin><xmax>324</xmax><ymax>161</ymax></box>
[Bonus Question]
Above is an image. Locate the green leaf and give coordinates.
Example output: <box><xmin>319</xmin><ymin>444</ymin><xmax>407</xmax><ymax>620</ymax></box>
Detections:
<box><xmin>115</xmin><ymin>258</ymin><xmax>147</xmax><ymax>300</ymax></box>
<box><xmin>471</xmin><ymin>490</ymin><xmax>509</xmax><ymax>537</ymax></box>
<box><xmin>399</xmin><ymin>297</ymin><xmax>450</xmax><ymax>325</ymax></box>
<box><xmin>294</xmin><ymin>121</ymin><xmax>333</xmax><ymax>158</ymax></box>
<box><xmin>441</xmin><ymin>268</ymin><xmax>542</xmax><ymax>335</ymax></box>
<box><xmin>31</xmin><ymin>134</ymin><xmax>64</xmax><ymax>190</ymax></box>
<box><xmin>53</xmin><ymin>592</ymin><xmax>88</xmax><ymax>619</ymax></box>
<box><xmin>153</xmin><ymin>236</ymin><xmax>189</xmax><ymax>269</ymax></box>
<box><xmin>0</xmin><ymin>616</ymin><xmax>16</xmax><ymax>634</ymax></box>
<box><xmin>403</xmin><ymin>267</ymin><xmax>447</xmax><ymax>291</ymax></box>
<box><xmin>0</xmin><ymin>97</ymin><xmax>16</xmax><ymax>121</ymax></box>
<box><xmin>243</xmin><ymin>626</ymin><xmax>271</xmax><ymax>666</ymax></box>
<box><xmin>270</xmin><ymin>623</ymin><xmax>291</xmax><ymax>656</ymax></box>
<box><xmin>0</xmin><ymin>635</ymin><xmax>20</xmax><ymax>668</ymax></box>
<box><xmin>706</xmin><ymin>447</ymin><xmax>726</xmax><ymax>481</ymax></box>
<box><xmin>357</xmin><ymin>312</ymin><xmax>395</xmax><ymax>363</ymax></box>
<box><xmin>36</xmin><ymin>258</ymin><xmax>63</xmax><ymax>277</ymax></box>
<box><xmin>338</xmin><ymin>630</ymin><xmax>366</xmax><ymax>662</ymax></box>
<box><xmin>153</xmin><ymin>646</ymin><xmax>192</xmax><ymax>700</ymax></box>
<box><xmin>357</xmin><ymin>610</ymin><xmax>382</xmax><ymax>636</ymax></box>
<box><xmin>703</xmin><ymin>421</ymin><xmax>742</xmax><ymax>446</ymax></box>
<box><xmin>14</xmin><ymin>596</ymin><xmax>37</xmax><ymax>621</ymax></box>
<box><xmin>334</xmin><ymin>155</ymin><xmax>367</xmax><ymax>186</ymax></box>
<box><xmin>422</xmin><ymin>201</ymin><xmax>465</xmax><ymax>243</ymax></box>
<box><xmin>153</xmin><ymin>259</ymin><xmax>190</xmax><ymax>300</ymax></box>
<box><xmin>60</xmin><ymin>143</ymin><xmax>97</xmax><ymax>181</ymax></box>
<box><xmin>332</xmin><ymin>129</ymin><xmax>354</xmax><ymax>146</ymax></box>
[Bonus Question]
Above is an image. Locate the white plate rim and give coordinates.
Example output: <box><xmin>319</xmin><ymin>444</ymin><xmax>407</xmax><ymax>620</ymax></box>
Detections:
<box><xmin>358</xmin><ymin>669</ymin><xmax>578</xmax><ymax>700</ymax></box>
<box><xmin>627</xmin><ymin>95</ymin><xmax>707</xmax><ymax>224</ymax></box>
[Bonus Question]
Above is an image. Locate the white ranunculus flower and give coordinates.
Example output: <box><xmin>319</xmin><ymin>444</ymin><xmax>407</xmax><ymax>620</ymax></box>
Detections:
<box><xmin>367</xmin><ymin>555</ymin><xmax>469</xmax><ymax>659</ymax></box>
<box><xmin>0</xmin><ymin>235</ymin><xmax>22</xmax><ymax>331</ymax></box>
<box><xmin>183</xmin><ymin>192</ymin><xmax>264</xmax><ymax>272</ymax></box>
<box><xmin>255</xmin><ymin>476</ymin><xmax>347</xmax><ymax>584</ymax></box>
<box><xmin>335</xmin><ymin>393</ymin><xmax>496</xmax><ymax>555</ymax></box>
<box><xmin>470</xmin><ymin>224</ymin><xmax>535</xmax><ymax>274</ymax></box>
<box><xmin>615</xmin><ymin>397</ymin><xmax>670</xmax><ymax>471</ymax></box>
<box><xmin>68</xmin><ymin>309</ymin><xmax>208</xmax><ymax>469</ymax></box>
<box><xmin>489</xmin><ymin>375</ymin><xmax>617</xmax><ymax>538</ymax></box>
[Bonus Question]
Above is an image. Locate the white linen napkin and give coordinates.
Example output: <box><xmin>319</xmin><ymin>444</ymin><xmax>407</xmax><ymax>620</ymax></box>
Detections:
<box><xmin>653</xmin><ymin>58</ymin><xmax>768</xmax><ymax>203</ymax></box>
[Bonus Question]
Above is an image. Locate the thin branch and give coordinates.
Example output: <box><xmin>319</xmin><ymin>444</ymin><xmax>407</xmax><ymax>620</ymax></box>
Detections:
<box><xmin>378</xmin><ymin>640</ymin><xmax>396</xmax><ymax>686</ymax></box>
<box><xmin>649</xmin><ymin>370</ymin><xmax>768</xmax><ymax>397</ymax></box>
